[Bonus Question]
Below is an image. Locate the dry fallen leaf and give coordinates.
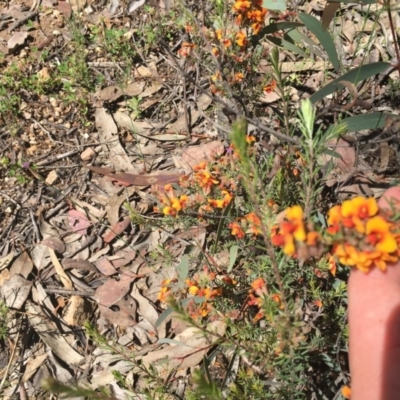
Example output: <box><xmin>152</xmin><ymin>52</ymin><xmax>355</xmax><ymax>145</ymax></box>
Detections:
<box><xmin>95</xmin><ymin>257</ymin><xmax>118</xmax><ymax>276</ymax></box>
<box><xmin>26</xmin><ymin>301</ymin><xmax>85</xmax><ymax>365</ymax></box>
<box><xmin>1</xmin><ymin>274</ymin><xmax>32</xmax><ymax>309</ymax></box>
<box><xmin>141</xmin><ymin>321</ymin><xmax>226</xmax><ymax>376</ymax></box>
<box><xmin>103</xmin><ymin>216</ymin><xmax>132</xmax><ymax>243</ymax></box>
<box><xmin>180</xmin><ymin>140</ymin><xmax>225</xmax><ymax>168</ymax></box>
<box><xmin>41</xmin><ymin>237</ymin><xmax>66</xmax><ymax>254</ymax></box>
<box><xmin>63</xmin><ymin>295</ymin><xmax>92</xmax><ymax>326</ymax></box>
<box><xmin>95</xmin><ymin>275</ymin><xmax>135</xmax><ymax>307</ymax></box>
<box><xmin>49</xmin><ymin>248</ymin><xmax>73</xmax><ymax>289</ymax></box>
<box><xmin>9</xmin><ymin>251</ymin><xmax>33</xmax><ymax>278</ymax></box>
<box><xmin>67</xmin><ymin>209</ymin><xmax>91</xmax><ymax>235</ymax></box>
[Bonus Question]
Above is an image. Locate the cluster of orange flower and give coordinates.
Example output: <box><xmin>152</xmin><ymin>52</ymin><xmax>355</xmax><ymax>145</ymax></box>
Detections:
<box><xmin>327</xmin><ymin>197</ymin><xmax>399</xmax><ymax>272</ymax></box>
<box><xmin>155</xmin><ymin>160</ymin><xmax>236</xmax><ymax>218</ymax></box>
<box><xmin>158</xmin><ymin>266</ymin><xmax>232</xmax><ymax>319</ymax></box>
<box><xmin>233</xmin><ymin>0</ymin><xmax>268</xmax><ymax>36</ymax></box>
<box><xmin>229</xmin><ymin>212</ymin><xmax>262</xmax><ymax>238</ymax></box>
<box><xmin>247</xmin><ymin>277</ymin><xmax>283</xmax><ymax>321</ymax></box>
<box><xmin>271</xmin><ymin>197</ymin><xmax>400</xmax><ymax>273</ymax></box>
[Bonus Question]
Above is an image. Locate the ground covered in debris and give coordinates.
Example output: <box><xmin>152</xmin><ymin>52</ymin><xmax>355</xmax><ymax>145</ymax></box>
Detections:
<box><xmin>0</xmin><ymin>0</ymin><xmax>400</xmax><ymax>398</ymax></box>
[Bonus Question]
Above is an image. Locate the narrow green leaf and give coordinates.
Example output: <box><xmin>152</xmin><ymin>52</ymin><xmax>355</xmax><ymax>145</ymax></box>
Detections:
<box><xmin>298</xmin><ymin>13</ymin><xmax>340</xmax><ymax>72</ymax></box>
<box><xmin>260</xmin><ymin>22</ymin><xmax>303</xmax><ymax>35</ymax></box>
<box><xmin>322</xmin><ymin>148</ymin><xmax>341</xmax><ymax>158</ymax></box>
<box><xmin>263</xmin><ymin>0</ymin><xmax>286</xmax><ymax>11</ymax></box>
<box><xmin>341</xmin><ymin>112</ymin><xmax>396</xmax><ymax>132</ymax></box>
<box><xmin>228</xmin><ymin>245</ymin><xmax>239</xmax><ymax>273</ymax></box>
<box><xmin>266</xmin><ymin>35</ymin><xmax>309</xmax><ymax>58</ymax></box>
<box><xmin>285</xmin><ymin>29</ymin><xmax>325</xmax><ymax>59</ymax></box>
<box><xmin>310</xmin><ymin>62</ymin><xmax>391</xmax><ymax>104</ymax></box>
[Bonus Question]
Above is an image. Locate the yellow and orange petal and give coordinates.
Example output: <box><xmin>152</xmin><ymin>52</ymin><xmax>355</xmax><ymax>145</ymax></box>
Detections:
<box><xmin>193</xmin><ymin>161</ymin><xmax>207</xmax><ymax>171</ymax></box>
<box><xmin>365</xmin><ymin>216</ymin><xmax>397</xmax><ymax>253</ymax></box>
<box><xmin>328</xmin><ymin>254</ymin><xmax>336</xmax><ymax>276</ymax></box>
<box><xmin>188</xmin><ymin>286</ymin><xmax>199</xmax><ymax>295</ymax></box>
<box><xmin>342</xmin><ymin>196</ymin><xmax>379</xmax><ymax>220</ymax></box>
<box><xmin>341</xmin><ymin>385</ymin><xmax>351</xmax><ymax>399</ymax></box>
<box><xmin>251</xmin><ymin>277</ymin><xmax>266</xmax><ymax>290</ymax></box>
<box><xmin>214</xmin><ymin>29</ymin><xmax>223</xmax><ymax>40</ymax></box>
<box><xmin>163</xmin><ymin>206</ymin><xmax>176</xmax><ymax>216</ymax></box>
<box><xmin>221</xmin><ymin>38</ymin><xmax>232</xmax><ymax>48</ymax></box>
<box><xmin>286</xmin><ymin>205</ymin><xmax>303</xmax><ymax>221</ymax></box>
<box><xmin>234</xmin><ymin>72</ymin><xmax>244</xmax><ymax>82</ymax></box>
<box><xmin>229</xmin><ymin>221</ymin><xmax>245</xmax><ymax>239</ymax></box>
<box><xmin>334</xmin><ymin>244</ymin><xmax>373</xmax><ymax>272</ymax></box>
<box><xmin>306</xmin><ymin>231</ymin><xmax>320</xmax><ymax>246</ymax></box>
<box><xmin>208</xmin><ymin>198</ymin><xmax>225</xmax><ymax>208</ymax></box>
<box><xmin>233</xmin><ymin>0</ymin><xmax>251</xmax><ymax>12</ymax></box>
<box><xmin>327</xmin><ymin>205</ymin><xmax>342</xmax><ymax>227</ymax></box>
<box><xmin>283</xmin><ymin>235</ymin><xmax>296</xmax><ymax>255</ymax></box>
<box><xmin>263</xmin><ymin>79</ymin><xmax>276</xmax><ymax>93</ymax></box>
<box><xmin>236</xmin><ymin>31</ymin><xmax>248</xmax><ymax>47</ymax></box>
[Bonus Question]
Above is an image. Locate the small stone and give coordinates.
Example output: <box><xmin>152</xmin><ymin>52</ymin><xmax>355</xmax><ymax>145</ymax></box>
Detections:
<box><xmin>49</xmin><ymin>97</ymin><xmax>58</xmax><ymax>107</ymax></box>
<box><xmin>81</xmin><ymin>148</ymin><xmax>96</xmax><ymax>161</ymax></box>
<box><xmin>45</xmin><ymin>170</ymin><xmax>59</xmax><ymax>185</ymax></box>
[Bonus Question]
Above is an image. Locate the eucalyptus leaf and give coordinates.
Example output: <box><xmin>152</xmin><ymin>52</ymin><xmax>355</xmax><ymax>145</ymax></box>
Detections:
<box><xmin>266</xmin><ymin>35</ymin><xmax>309</xmax><ymax>58</ymax></box>
<box><xmin>298</xmin><ymin>13</ymin><xmax>340</xmax><ymax>72</ymax></box>
<box><xmin>341</xmin><ymin>112</ymin><xmax>397</xmax><ymax>132</ymax></box>
<box><xmin>310</xmin><ymin>62</ymin><xmax>391</xmax><ymax>104</ymax></box>
<box><xmin>263</xmin><ymin>0</ymin><xmax>286</xmax><ymax>11</ymax></box>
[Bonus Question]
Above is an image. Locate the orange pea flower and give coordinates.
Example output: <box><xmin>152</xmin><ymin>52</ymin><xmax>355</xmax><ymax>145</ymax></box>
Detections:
<box><xmin>328</xmin><ymin>254</ymin><xmax>336</xmax><ymax>276</ymax></box>
<box><xmin>365</xmin><ymin>216</ymin><xmax>397</xmax><ymax>253</ymax></box>
<box><xmin>195</xmin><ymin>169</ymin><xmax>219</xmax><ymax>194</ymax></box>
<box><xmin>221</xmin><ymin>38</ymin><xmax>232</xmax><ymax>48</ymax></box>
<box><xmin>263</xmin><ymin>79</ymin><xmax>276</xmax><ymax>93</ymax></box>
<box><xmin>229</xmin><ymin>220</ymin><xmax>245</xmax><ymax>239</ymax></box>
<box><xmin>234</xmin><ymin>72</ymin><xmax>244</xmax><ymax>82</ymax></box>
<box><xmin>251</xmin><ymin>277</ymin><xmax>266</xmax><ymax>290</ymax></box>
<box><xmin>245</xmin><ymin>135</ymin><xmax>256</xmax><ymax>144</ymax></box>
<box><xmin>208</xmin><ymin>190</ymin><xmax>232</xmax><ymax>209</ymax></box>
<box><xmin>158</xmin><ymin>279</ymin><xmax>173</xmax><ymax>302</ymax></box>
<box><xmin>341</xmin><ymin>385</ymin><xmax>351</xmax><ymax>399</ymax></box>
<box><xmin>233</xmin><ymin>0</ymin><xmax>251</xmax><ymax>12</ymax></box>
<box><xmin>245</xmin><ymin>212</ymin><xmax>262</xmax><ymax>235</ymax></box>
<box><xmin>236</xmin><ymin>31</ymin><xmax>248</xmax><ymax>47</ymax></box>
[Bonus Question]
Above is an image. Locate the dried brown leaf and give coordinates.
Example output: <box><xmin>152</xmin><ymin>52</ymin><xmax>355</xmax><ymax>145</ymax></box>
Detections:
<box><xmin>10</xmin><ymin>251</ymin><xmax>33</xmax><ymax>278</ymax></box>
<box><xmin>63</xmin><ymin>295</ymin><xmax>92</xmax><ymax>326</ymax></box>
<box><xmin>98</xmin><ymin>297</ymin><xmax>137</xmax><ymax>327</ymax></box>
<box><xmin>26</xmin><ymin>301</ymin><xmax>85</xmax><ymax>365</ymax></box>
<box><xmin>95</xmin><ymin>257</ymin><xmax>118</xmax><ymax>276</ymax></box>
<box><xmin>49</xmin><ymin>248</ymin><xmax>73</xmax><ymax>289</ymax></box>
<box><xmin>103</xmin><ymin>216</ymin><xmax>131</xmax><ymax>243</ymax></box>
<box><xmin>180</xmin><ymin>140</ymin><xmax>225</xmax><ymax>168</ymax></box>
<box><xmin>41</xmin><ymin>237</ymin><xmax>66</xmax><ymax>254</ymax></box>
<box><xmin>95</xmin><ymin>275</ymin><xmax>135</xmax><ymax>307</ymax></box>
<box><xmin>1</xmin><ymin>274</ymin><xmax>32</xmax><ymax>309</ymax></box>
